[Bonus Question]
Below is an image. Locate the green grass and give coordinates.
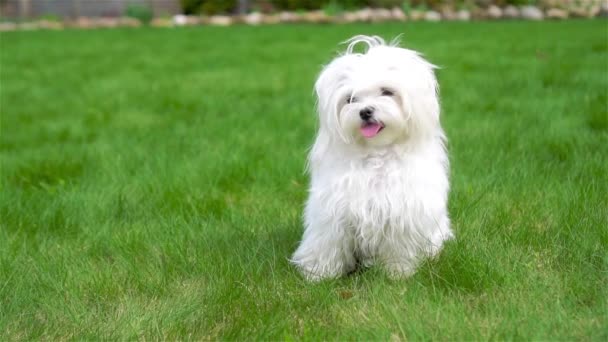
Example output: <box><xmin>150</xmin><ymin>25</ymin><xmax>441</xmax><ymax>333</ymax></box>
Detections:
<box><xmin>1</xmin><ymin>20</ymin><xmax>607</xmax><ymax>340</ymax></box>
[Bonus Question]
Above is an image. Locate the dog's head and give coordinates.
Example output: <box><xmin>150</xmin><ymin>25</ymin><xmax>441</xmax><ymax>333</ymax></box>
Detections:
<box><xmin>315</xmin><ymin>36</ymin><xmax>440</xmax><ymax>147</ymax></box>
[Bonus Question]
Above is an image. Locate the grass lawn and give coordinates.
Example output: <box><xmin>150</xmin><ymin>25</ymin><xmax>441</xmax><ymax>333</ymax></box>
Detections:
<box><xmin>1</xmin><ymin>20</ymin><xmax>607</xmax><ymax>340</ymax></box>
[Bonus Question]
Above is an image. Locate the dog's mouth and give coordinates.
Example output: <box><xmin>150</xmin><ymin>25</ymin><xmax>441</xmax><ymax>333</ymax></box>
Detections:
<box><xmin>360</xmin><ymin>121</ymin><xmax>385</xmax><ymax>138</ymax></box>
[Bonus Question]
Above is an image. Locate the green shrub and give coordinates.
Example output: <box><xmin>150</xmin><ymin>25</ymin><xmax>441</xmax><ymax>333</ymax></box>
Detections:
<box><xmin>503</xmin><ymin>0</ymin><xmax>538</xmax><ymax>5</ymax></box>
<box><xmin>268</xmin><ymin>0</ymin><xmax>371</xmax><ymax>11</ymax></box>
<box><xmin>402</xmin><ymin>0</ymin><xmax>412</xmax><ymax>13</ymax></box>
<box><xmin>415</xmin><ymin>2</ymin><xmax>429</xmax><ymax>11</ymax></box>
<box><xmin>179</xmin><ymin>0</ymin><xmax>537</xmax><ymax>13</ymax></box>
<box><xmin>39</xmin><ymin>14</ymin><xmax>61</xmax><ymax>22</ymax></box>
<box><xmin>180</xmin><ymin>0</ymin><xmax>202</xmax><ymax>14</ymax></box>
<box><xmin>201</xmin><ymin>0</ymin><xmax>237</xmax><ymax>14</ymax></box>
<box><xmin>455</xmin><ymin>0</ymin><xmax>474</xmax><ymax>10</ymax></box>
<box><xmin>180</xmin><ymin>0</ymin><xmax>237</xmax><ymax>14</ymax></box>
<box><xmin>322</xmin><ymin>0</ymin><xmax>344</xmax><ymax>15</ymax></box>
<box><xmin>269</xmin><ymin>0</ymin><xmax>325</xmax><ymax>11</ymax></box>
<box><xmin>125</xmin><ymin>3</ymin><xmax>153</xmax><ymax>25</ymax></box>
<box><xmin>369</xmin><ymin>0</ymin><xmax>403</xmax><ymax>7</ymax></box>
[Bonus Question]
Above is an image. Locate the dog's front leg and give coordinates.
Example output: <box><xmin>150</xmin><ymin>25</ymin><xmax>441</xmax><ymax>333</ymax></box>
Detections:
<box><xmin>291</xmin><ymin>200</ymin><xmax>355</xmax><ymax>281</ymax></box>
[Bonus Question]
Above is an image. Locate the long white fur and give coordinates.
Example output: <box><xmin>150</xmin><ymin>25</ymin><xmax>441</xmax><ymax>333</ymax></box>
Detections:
<box><xmin>291</xmin><ymin>36</ymin><xmax>454</xmax><ymax>281</ymax></box>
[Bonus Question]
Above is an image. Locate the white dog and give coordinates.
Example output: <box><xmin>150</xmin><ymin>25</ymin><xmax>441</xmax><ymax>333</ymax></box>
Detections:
<box><xmin>291</xmin><ymin>36</ymin><xmax>453</xmax><ymax>281</ymax></box>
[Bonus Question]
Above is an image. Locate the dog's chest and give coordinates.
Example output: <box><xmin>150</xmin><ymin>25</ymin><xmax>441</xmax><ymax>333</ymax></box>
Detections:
<box><xmin>341</xmin><ymin>157</ymin><xmax>410</xmax><ymax>224</ymax></box>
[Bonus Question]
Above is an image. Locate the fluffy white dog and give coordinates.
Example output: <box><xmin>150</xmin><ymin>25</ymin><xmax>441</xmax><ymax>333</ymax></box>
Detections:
<box><xmin>291</xmin><ymin>35</ymin><xmax>453</xmax><ymax>281</ymax></box>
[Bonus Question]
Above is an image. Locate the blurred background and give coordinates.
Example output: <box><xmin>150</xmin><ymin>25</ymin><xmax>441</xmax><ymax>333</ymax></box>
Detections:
<box><xmin>1</xmin><ymin>0</ymin><xmax>606</xmax><ymax>28</ymax></box>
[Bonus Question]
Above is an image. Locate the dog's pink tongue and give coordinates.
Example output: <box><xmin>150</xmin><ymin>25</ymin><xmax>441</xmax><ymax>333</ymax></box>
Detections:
<box><xmin>361</xmin><ymin>122</ymin><xmax>382</xmax><ymax>138</ymax></box>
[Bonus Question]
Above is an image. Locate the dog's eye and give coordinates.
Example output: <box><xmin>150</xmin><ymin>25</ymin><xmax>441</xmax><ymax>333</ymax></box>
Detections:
<box><xmin>381</xmin><ymin>89</ymin><xmax>394</xmax><ymax>96</ymax></box>
<box><xmin>346</xmin><ymin>96</ymin><xmax>357</xmax><ymax>104</ymax></box>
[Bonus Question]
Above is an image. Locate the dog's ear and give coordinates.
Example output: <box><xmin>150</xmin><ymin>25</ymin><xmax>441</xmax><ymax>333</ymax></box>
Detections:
<box><xmin>395</xmin><ymin>53</ymin><xmax>441</xmax><ymax>140</ymax></box>
<box><xmin>314</xmin><ymin>55</ymin><xmax>358</xmax><ymax>143</ymax></box>
<box><xmin>313</xmin><ymin>64</ymin><xmax>339</xmax><ymax>136</ymax></box>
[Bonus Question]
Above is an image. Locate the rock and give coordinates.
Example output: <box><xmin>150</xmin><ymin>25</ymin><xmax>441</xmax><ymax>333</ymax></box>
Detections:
<box><xmin>569</xmin><ymin>3</ymin><xmax>601</xmax><ymax>18</ymax></box>
<box><xmin>487</xmin><ymin>5</ymin><xmax>503</xmax><ymax>19</ymax></box>
<box><xmin>371</xmin><ymin>8</ymin><xmax>393</xmax><ymax>22</ymax></box>
<box><xmin>503</xmin><ymin>5</ymin><xmax>520</xmax><ymax>19</ymax></box>
<box><xmin>471</xmin><ymin>7</ymin><xmax>488</xmax><ymax>19</ymax></box>
<box><xmin>391</xmin><ymin>7</ymin><xmax>406</xmax><ymax>21</ymax></box>
<box><xmin>173</xmin><ymin>14</ymin><xmax>187</xmax><ymax>26</ymax></box>
<box><xmin>409</xmin><ymin>10</ymin><xmax>425</xmax><ymax>21</ymax></box>
<box><xmin>521</xmin><ymin>5</ymin><xmax>544</xmax><ymax>20</ymax></box>
<box><xmin>424</xmin><ymin>10</ymin><xmax>441</xmax><ymax>22</ymax></box>
<box><xmin>193</xmin><ymin>16</ymin><xmax>203</xmax><ymax>25</ymax></box>
<box><xmin>441</xmin><ymin>7</ymin><xmax>457</xmax><ymax>21</ymax></box>
<box><xmin>590</xmin><ymin>4</ymin><xmax>601</xmax><ymax>17</ymax></box>
<box><xmin>599</xmin><ymin>2</ymin><xmax>608</xmax><ymax>17</ymax></box>
<box><xmin>208</xmin><ymin>15</ymin><xmax>233</xmax><ymax>26</ymax></box>
<box><xmin>336</xmin><ymin>11</ymin><xmax>358</xmax><ymax>23</ymax></box>
<box><xmin>118</xmin><ymin>17</ymin><xmax>141</xmax><ymax>27</ymax></box>
<box><xmin>339</xmin><ymin>11</ymin><xmax>360</xmax><ymax>23</ymax></box>
<box><xmin>37</xmin><ymin>20</ymin><xmax>63</xmax><ymax>30</ymax></box>
<box><xmin>262</xmin><ymin>14</ymin><xmax>280</xmax><ymax>24</ymax></box>
<box><xmin>566</xmin><ymin>0</ymin><xmax>602</xmax><ymax>18</ymax></box>
<box><xmin>0</xmin><ymin>22</ymin><xmax>18</xmax><ymax>31</ymax></box>
<box><xmin>303</xmin><ymin>10</ymin><xmax>330</xmax><ymax>23</ymax></box>
<box><xmin>355</xmin><ymin>7</ymin><xmax>373</xmax><ymax>22</ymax></box>
<box><xmin>151</xmin><ymin>17</ymin><xmax>173</xmax><ymax>27</ymax></box>
<box><xmin>244</xmin><ymin>12</ymin><xmax>263</xmax><ymax>25</ymax></box>
<box><xmin>73</xmin><ymin>17</ymin><xmax>93</xmax><ymax>29</ymax></box>
<box><xmin>278</xmin><ymin>11</ymin><xmax>300</xmax><ymax>23</ymax></box>
<box><xmin>456</xmin><ymin>9</ymin><xmax>471</xmax><ymax>21</ymax></box>
<box><xmin>172</xmin><ymin>15</ymin><xmax>200</xmax><ymax>26</ymax></box>
<box><xmin>19</xmin><ymin>22</ymin><xmax>39</xmax><ymax>30</ymax></box>
<box><xmin>93</xmin><ymin>18</ymin><xmax>108</xmax><ymax>28</ymax></box>
<box><xmin>546</xmin><ymin>8</ymin><xmax>569</xmax><ymax>19</ymax></box>
<box><xmin>98</xmin><ymin>17</ymin><xmax>122</xmax><ymax>28</ymax></box>
<box><xmin>568</xmin><ymin>7</ymin><xmax>585</xmax><ymax>18</ymax></box>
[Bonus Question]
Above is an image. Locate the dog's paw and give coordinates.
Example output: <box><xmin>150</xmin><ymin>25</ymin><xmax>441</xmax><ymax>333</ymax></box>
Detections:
<box><xmin>426</xmin><ymin>230</ymin><xmax>454</xmax><ymax>258</ymax></box>
<box><xmin>382</xmin><ymin>261</ymin><xmax>417</xmax><ymax>280</ymax></box>
<box><xmin>291</xmin><ymin>258</ymin><xmax>349</xmax><ymax>282</ymax></box>
<box><xmin>298</xmin><ymin>267</ymin><xmax>333</xmax><ymax>282</ymax></box>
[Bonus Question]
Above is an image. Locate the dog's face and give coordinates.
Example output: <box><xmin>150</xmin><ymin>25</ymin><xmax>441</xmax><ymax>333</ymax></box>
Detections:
<box><xmin>315</xmin><ymin>36</ymin><xmax>440</xmax><ymax>147</ymax></box>
<box><xmin>339</xmin><ymin>82</ymin><xmax>406</xmax><ymax>147</ymax></box>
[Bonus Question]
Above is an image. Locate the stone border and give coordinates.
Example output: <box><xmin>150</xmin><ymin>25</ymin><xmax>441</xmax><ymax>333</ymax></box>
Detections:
<box><xmin>1</xmin><ymin>5</ymin><xmax>606</xmax><ymax>32</ymax></box>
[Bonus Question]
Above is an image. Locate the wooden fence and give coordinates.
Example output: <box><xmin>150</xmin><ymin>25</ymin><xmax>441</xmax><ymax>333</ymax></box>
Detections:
<box><xmin>1</xmin><ymin>0</ymin><xmax>182</xmax><ymax>18</ymax></box>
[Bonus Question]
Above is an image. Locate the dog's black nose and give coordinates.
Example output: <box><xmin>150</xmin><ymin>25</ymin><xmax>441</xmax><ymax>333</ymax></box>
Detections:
<box><xmin>359</xmin><ymin>107</ymin><xmax>374</xmax><ymax>120</ymax></box>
